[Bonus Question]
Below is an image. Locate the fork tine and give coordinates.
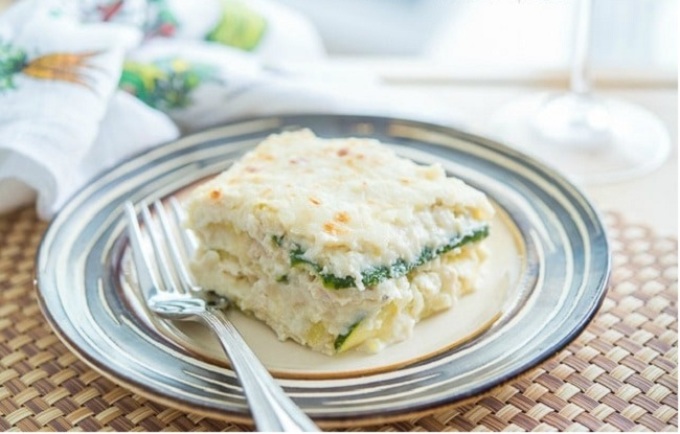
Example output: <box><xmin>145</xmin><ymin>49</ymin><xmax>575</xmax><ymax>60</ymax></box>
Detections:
<box><xmin>169</xmin><ymin>197</ymin><xmax>198</xmax><ymax>257</ymax></box>
<box><xmin>124</xmin><ymin>202</ymin><xmax>160</xmax><ymax>299</ymax></box>
<box><xmin>139</xmin><ymin>200</ymin><xmax>181</xmax><ymax>294</ymax></box>
<box><xmin>153</xmin><ymin>199</ymin><xmax>195</xmax><ymax>293</ymax></box>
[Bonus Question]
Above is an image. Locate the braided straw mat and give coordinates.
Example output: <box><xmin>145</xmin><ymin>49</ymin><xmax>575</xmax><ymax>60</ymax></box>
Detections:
<box><xmin>0</xmin><ymin>207</ymin><xmax>677</xmax><ymax>432</ymax></box>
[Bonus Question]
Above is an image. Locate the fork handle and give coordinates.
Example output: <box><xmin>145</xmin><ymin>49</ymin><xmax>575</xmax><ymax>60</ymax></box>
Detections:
<box><xmin>198</xmin><ymin>309</ymin><xmax>320</xmax><ymax>432</ymax></box>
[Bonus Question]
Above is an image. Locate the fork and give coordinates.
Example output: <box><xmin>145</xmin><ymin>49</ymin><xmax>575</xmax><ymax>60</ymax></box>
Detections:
<box><xmin>124</xmin><ymin>199</ymin><xmax>319</xmax><ymax>432</ymax></box>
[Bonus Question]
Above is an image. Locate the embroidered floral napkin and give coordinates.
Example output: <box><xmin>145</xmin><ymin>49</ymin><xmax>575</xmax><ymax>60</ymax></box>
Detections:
<box><xmin>0</xmin><ymin>0</ymin><xmax>453</xmax><ymax>219</ymax></box>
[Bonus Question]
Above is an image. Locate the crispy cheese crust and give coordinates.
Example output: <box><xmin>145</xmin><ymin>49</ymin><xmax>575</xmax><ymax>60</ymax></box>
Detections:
<box><xmin>186</xmin><ymin>130</ymin><xmax>494</xmax><ymax>354</ymax></box>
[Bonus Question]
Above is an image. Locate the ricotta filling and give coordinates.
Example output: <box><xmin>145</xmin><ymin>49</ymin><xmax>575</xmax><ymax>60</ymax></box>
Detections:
<box><xmin>191</xmin><ymin>241</ymin><xmax>488</xmax><ymax>355</ymax></box>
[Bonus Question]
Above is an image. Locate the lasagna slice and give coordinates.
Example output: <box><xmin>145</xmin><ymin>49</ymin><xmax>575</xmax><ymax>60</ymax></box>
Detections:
<box><xmin>185</xmin><ymin>129</ymin><xmax>494</xmax><ymax>355</ymax></box>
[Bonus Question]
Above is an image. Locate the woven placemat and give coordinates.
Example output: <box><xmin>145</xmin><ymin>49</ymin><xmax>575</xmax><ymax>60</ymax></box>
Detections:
<box><xmin>0</xmin><ymin>207</ymin><xmax>677</xmax><ymax>431</ymax></box>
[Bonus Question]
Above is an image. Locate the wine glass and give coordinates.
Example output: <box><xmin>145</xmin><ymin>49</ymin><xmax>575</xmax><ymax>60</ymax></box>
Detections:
<box><xmin>487</xmin><ymin>0</ymin><xmax>670</xmax><ymax>185</ymax></box>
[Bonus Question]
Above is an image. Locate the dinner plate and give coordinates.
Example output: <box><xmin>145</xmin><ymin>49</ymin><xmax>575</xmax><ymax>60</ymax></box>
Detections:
<box><xmin>36</xmin><ymin>114</ymin><xmax>610</xmax><ymax>427</ymax></box>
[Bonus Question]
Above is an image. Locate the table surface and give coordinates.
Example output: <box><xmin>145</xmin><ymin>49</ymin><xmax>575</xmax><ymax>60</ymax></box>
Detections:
<box><xmin>0</xmin><ymin>49</ymin><xmax>677</xmax><ymax>431</ymax></box>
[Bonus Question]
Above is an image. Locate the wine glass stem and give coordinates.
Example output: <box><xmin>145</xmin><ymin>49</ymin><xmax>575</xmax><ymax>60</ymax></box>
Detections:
<box><xmin>570</xmin><ymin>0</ymin><xmax>592</xmax><ymax>95</ymax></box>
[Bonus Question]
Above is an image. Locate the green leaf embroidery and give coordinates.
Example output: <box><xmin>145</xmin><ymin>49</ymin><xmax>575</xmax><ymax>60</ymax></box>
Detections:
<box><xmin>119</xmin><ymin>58</ymin><xmax>220</xmax><ymax>110</ymax></box>
<box><xmin>0</xmin><ymin>40</ymin><xmax>28</xmax><ymax>91</ymax></box>
<box><xmin>205</xmin><ymin>0</ymin><xmax>267</xmax><ymax>51</ymax></box>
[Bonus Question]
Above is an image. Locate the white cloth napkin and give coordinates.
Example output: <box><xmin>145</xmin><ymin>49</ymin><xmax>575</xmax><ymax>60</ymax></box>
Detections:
<box><xmin>0</xmin><ymin>0</ymin><xmax>456</xmax><ymax>219</ymax></box>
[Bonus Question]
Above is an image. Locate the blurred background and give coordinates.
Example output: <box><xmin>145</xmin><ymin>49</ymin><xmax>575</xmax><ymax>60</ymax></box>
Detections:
<box><xmin>1</xmin><ymin>0</ymin><xmax>675</xmax><ymax>84</ymax></box>
<box><xmin>274</xmin><ymin>0</ymin><xmax>677</xmax><ymax>86</ymax></box>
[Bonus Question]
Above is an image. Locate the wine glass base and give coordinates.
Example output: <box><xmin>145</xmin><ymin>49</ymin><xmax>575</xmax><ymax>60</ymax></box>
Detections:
<box><xmin>487</xmin><ymin>92</ymin><xmax>671</xmax><ymax>185</ymax></box>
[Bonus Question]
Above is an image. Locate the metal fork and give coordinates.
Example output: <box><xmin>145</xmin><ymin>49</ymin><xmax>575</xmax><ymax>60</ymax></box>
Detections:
<box><xmin>124</xmin><ymin>199</ymin><xmax>319</xmax><ymax>432</ymax></box>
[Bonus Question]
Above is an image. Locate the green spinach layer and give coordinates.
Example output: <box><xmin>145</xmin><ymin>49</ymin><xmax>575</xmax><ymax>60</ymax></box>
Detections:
<box><xmin>288</xmin><ymin>225</ymin><xmax>489</xmax><ymax>289</ymax></box>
